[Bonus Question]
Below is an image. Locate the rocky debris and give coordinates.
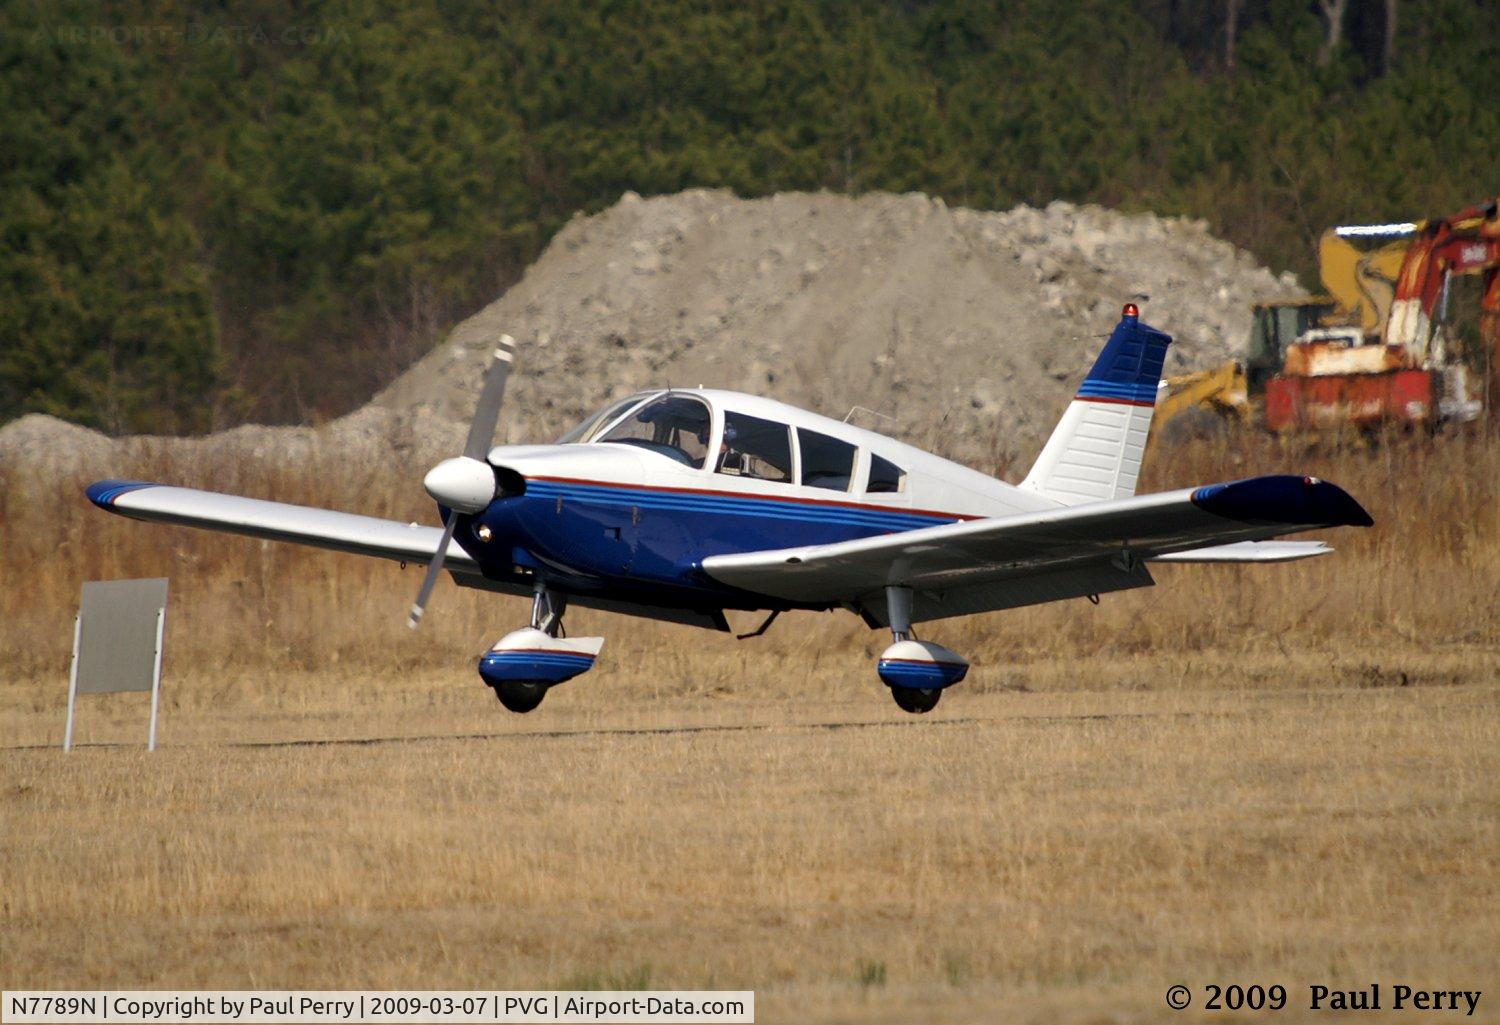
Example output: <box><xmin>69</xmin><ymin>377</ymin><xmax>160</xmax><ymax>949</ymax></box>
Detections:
<box><xmin>3</xmin><ymin>189</ymin><xmax>1301</xmax><ymax>479</ymax></box>
<box><xmin>374</xmin><ymin>190</ymin><xmax>1300</xmax><ymax>466</ymax></box>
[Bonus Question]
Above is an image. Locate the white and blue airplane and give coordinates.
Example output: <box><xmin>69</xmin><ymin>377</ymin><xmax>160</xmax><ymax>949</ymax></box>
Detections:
<box><xmin>88</xmin><ymin>305</ymin><xmax>1372</xmax><ymax>713</ymax></box>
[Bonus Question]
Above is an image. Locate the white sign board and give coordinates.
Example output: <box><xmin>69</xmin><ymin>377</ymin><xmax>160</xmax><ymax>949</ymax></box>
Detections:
<box><xmin>64</xmin><ymin>578</ymin><xmax>168</xmax><ymax>751</ymax></box>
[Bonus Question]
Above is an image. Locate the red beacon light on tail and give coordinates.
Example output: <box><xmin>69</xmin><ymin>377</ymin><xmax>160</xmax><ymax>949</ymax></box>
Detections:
<box><xmin>1122</xmin><ymin>302</ymin><xmax>1139</xmax><ymax>318</ymax></box>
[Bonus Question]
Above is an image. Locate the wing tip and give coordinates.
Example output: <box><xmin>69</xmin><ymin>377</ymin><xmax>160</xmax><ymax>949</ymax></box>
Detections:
<box><xmin>86</xmin><ymin>479</ymin><xmax>156</xmax><ymax>510</ymax></box>
<box><xmin>1192</xmin><ymin>475</ymin><xmax>1374</xmax><ymax>528</ymax></box>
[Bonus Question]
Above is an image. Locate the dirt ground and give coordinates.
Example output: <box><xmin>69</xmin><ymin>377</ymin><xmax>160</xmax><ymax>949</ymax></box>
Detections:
<box><xmin>3</xmin><ymin>648</ymin><xmax>1496</xmax><ymax>1024</ymax></box>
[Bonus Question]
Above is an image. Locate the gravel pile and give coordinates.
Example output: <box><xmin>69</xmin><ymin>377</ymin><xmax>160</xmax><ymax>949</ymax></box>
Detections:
<box><xmin>3</xmin><ymin>189</ymin><xmax>1300</xmax><ymax>478</ymax></box>
<box><xmin>375</xmin><ymin>189</ymin><xmax>1299</xmax><ymax>464</ymax></box>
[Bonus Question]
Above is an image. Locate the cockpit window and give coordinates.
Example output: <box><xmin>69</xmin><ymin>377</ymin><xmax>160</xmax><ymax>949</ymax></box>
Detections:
<box><xmin>716</xmin><ymin>411</ymin><xmax>792</xmax><ymax>483</ymax></box>
<box><xmin>555</xmin><ymin>392</ymin><xmax>656</xmax><ymax>444</ymax></box>
<box><xmin>797</xmin><ymin>428</ymin><xmax>856</xmax><ymax>491</ymax></box>
<box><xmin>598</xmin><ymin>394</ymin><xmax>712</xmax><ymax>468</ymax></box>
<box><xmin>867</xmin><ymin>453</ymin><xmax>907</xmax><ymax>493</ymax></box>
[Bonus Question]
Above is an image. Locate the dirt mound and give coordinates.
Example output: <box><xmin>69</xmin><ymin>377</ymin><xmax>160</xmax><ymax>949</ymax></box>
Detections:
<box><xmin>2</xmin><ymin>189</ymin><xmax>1299</xmax><ymax>476</ymax></box>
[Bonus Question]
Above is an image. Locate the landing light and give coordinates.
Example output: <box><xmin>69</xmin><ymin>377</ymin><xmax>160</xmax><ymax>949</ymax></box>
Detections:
<box><xmin>475</xmin><ymin>523</ymin><xmax>494</xmax><ymax>542</ymax></box>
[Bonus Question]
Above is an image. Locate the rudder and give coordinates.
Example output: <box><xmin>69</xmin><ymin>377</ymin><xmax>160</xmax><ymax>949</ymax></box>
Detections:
<box><xmin>1020</xmin><ymin>304</ymin><xmax>1172</xmax><ymax>505</ymax></box>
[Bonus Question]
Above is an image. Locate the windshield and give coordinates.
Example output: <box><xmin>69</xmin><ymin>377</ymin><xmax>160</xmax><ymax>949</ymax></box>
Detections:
<box><xmin>598</xmin><ymin>394</ymin><xmax>713</xmax><ymax>468</ymax></box>
<box><xmin>555</xmin><ymin>393</ymin><xmax>657</xmax><ymax>444</ymax></box>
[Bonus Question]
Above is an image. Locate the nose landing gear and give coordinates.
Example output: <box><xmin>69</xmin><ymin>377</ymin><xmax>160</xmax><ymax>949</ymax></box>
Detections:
<box><xmin>478</xmin><ymin>584</ymin><xmax>604</xmax><ymax>713</ymax></box>
<box><xmin>877</xmin><ymin>585</ymin><xmax>968</xmax><ymax>714</ymax></box>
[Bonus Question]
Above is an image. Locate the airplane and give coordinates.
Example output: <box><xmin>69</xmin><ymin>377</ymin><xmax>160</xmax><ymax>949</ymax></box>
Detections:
<box><xmin>86</xmin><ymin>304</ymin><xmax>1373</xmax><ymax>714</ymax></box>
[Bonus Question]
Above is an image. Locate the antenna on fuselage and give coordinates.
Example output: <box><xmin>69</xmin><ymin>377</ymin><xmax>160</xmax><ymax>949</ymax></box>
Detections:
<box><xmin>843</xmin><ymin>405</ymin><xmax>897</xmax><ymax>425</ymax></box>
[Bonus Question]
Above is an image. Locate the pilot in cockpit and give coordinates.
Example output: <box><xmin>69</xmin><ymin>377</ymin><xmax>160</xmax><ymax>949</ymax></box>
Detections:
<box><xmin>710</xmin><ymin>423</ymin><xmax>743</xmax><ymax>474</ymax></box>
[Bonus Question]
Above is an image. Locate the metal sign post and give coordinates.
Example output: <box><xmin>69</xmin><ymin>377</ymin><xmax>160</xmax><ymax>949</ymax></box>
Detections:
<box><xmin>148</xmin><ymin>606</ymin><xmax>165</xmax><ymax>751</ymax></box>
<box><xmin>63</xmin><ymin>614</ymin><xmax>81</xmax><ymax>753</ymax></box>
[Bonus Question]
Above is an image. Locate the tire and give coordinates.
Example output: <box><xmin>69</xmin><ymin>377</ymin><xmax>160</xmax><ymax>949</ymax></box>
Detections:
<box><xmin>890</xmin><ymin>685</ymin><xmax>941</xmax><ymax>714</ymax></box>
<box><xmin>494</xmin><ymin>680</ymin><xmax>547</xmax><ymax>713</ymax></box>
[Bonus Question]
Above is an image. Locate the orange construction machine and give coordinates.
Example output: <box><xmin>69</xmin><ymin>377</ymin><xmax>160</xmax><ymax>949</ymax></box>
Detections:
<box><xmin>1260</xmin><ymin>199</ymin><xmax>1500</xmax><ymax>432</ymax></box>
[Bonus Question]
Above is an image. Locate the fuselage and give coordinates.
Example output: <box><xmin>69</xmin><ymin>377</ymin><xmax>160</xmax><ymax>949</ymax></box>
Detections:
<box><xmin>456</xmin><ymin>388</ymin><xmax>1055</xmax><ymax>610</ymax></box>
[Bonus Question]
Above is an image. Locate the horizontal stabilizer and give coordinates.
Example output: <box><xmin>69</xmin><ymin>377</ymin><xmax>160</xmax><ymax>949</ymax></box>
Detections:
<box><xmin>1150</xmin><ymin>540</ymin><xmax>1332</xmax><ymax>563</ymax></box>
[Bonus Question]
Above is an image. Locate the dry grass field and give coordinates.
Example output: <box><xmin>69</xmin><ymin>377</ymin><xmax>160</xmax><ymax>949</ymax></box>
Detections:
<box><xmin>2</xmin><ymin>431</ymin><xmax>1497</xmax><ymax>1021</ymax></box>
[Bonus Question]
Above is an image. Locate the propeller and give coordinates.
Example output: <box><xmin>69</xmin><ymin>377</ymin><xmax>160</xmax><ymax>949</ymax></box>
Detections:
<box><xmin>408</xmin><ymin>335</ymin><xmax>517</xmax><ymax>629</ymax></box>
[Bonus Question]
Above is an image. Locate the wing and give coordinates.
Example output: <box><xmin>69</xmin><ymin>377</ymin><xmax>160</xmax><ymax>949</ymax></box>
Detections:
<box><xmin>701</xmin><ymin>474</ymin><xmax>1370</xmax><ymax>625</ymax></box>
<box><xmin>87</xmin><ymin>479</ymin><xmax>732</xmax><ymax>631</ymax></box>
<box><xmin>86</xmin><ymin>480</ymin><xmax>480</xmax><ymax>573</ymax></box>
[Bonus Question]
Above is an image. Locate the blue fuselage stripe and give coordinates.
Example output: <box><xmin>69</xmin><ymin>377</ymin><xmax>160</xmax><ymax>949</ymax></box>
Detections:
<box><xmin>484</xmin><ymin>654</ymin><xmax>595</xmax><ymax>665</ymax></box>
<box><xmin>471</xmin><ymin>476</ymin><xmax>971</xmax><ymax>599</ymax></box>
<box><xmin>524</xmin><ymin>481</ymin><xmax>954</xmax><ymax>532</ymax></box>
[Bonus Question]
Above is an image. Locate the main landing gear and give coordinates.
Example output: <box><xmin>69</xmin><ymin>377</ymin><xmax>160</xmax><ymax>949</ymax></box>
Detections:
<box><xmin>876</xmin><ymin>585</ymin><xmax>969</xmax><ymax>714</ymax></box>
<box><xmin>477</xmin><ymin>583</ymin><xmax>605</xmax><ymax>713</ymax></box>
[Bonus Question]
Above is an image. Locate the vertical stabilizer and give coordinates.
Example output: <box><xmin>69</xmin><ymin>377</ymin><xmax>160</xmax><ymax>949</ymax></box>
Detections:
<box><xmin>1021</xmin><ymin>305</ymin><xmax>1172</xmax><ymax>505</ymax></box>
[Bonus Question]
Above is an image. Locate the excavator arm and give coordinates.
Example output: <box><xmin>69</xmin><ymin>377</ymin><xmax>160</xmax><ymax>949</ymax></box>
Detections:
<box><xmin>1147</xmin><ymin>361</ymin><xmax>1249</xmax><ymax>455</ymax></box>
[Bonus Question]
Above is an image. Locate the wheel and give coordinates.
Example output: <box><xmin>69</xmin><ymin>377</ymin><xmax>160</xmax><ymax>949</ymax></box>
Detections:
<box><xmin>493</xmin><ymin>680</ymin><xmax>548</xmax><ymax>713</ymax></box>
<box><xmin>889</xmin><ymin>685</ymin><xmax>941</xmax><ymax>714</ymax></box>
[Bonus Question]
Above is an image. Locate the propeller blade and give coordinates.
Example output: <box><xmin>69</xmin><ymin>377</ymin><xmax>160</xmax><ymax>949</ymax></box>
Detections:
<box><xmin>462</xmin><ymin>335</ymin><xmax>517</xmax><ymax>460</ymax></box>
<box><xmin>411</xmin><ymin>334</ymin><xmax>515</xmax><ymax>628</ymax></box>
<box><xmin>408</xmin><ymin>512</ymin><xmax>459</xmax><ymax>629</ymax></box>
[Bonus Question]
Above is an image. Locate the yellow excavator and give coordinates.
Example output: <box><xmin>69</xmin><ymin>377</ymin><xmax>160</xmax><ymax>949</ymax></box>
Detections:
<box><xmin>1151</xmin><ymin>225</ymin><xmax>1382</xmax><ymax>448</ymax></box>
<box><xmin>1150</xmin><ymin>199</ymin><xmax>1500</xmax><ymax>443</ymax></box>
<box><xmin>1250</xmin><ymin>203</ymin><xmax>1498</xmax><ymax>430</ymax></box>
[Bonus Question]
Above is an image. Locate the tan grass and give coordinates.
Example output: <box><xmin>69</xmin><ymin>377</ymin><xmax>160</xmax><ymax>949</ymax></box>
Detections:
<box><xmin>0</xmin><ymin>430</ymin><xmax>1495</xmax><ymax>689</ymax></box>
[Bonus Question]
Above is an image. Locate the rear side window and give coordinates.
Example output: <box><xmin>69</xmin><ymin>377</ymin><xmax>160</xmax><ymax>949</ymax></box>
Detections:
<box><xmin>717</xmin><ymin>412</ymin><xmax>792</xmax><ymax>483</ymax></box>
<box><xmin>798</xmin><ymin>429</ymin><xmax>856</xmax><ymax>491</ymax></box>
<box><xmin>867</xmin><ymin>454</ymin><xmax>906</xmax><ymax>493</ymax></box>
